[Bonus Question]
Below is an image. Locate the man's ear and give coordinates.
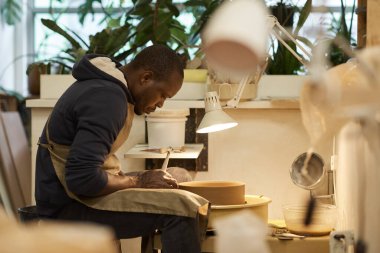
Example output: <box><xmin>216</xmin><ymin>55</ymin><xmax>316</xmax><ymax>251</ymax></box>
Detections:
<box><xmin>140</xmin><ymin>70</ymin><xmax>154</xmax><ymax>86</ymax></box>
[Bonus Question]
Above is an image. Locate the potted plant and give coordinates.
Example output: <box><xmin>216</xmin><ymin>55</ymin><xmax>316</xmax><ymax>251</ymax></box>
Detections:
<box><xmin>40</xmin><ymin>18</ymin><xmax>135</xmax><ymax>71</ymax></box>
<box><xmin>37</xmin><ymin>0</ymin><xmax>209</xmax><ymax>99</ymax></box>
<box><xmin>266</xmin><ymin>0</ymin><xmax>313</xmax><ymax>75</ymax></box>
<box><xmin>30</xmin><ymin>17</ymin><xmax>137</xmax><ymax>97</ymax></box>
<box><xmin>326</xmin><ymin>0</ymin><xmax>356</xmax><ymax>67</ymax></box>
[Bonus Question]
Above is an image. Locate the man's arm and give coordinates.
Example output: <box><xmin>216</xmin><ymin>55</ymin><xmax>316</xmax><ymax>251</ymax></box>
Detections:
<box><xmin>95</xmin><ymin>169</ymin><xmax>178</xmax><ymax>196</ymax></box>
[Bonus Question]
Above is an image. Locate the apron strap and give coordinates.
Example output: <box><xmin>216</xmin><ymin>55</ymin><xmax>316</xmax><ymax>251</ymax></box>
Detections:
<box><xmin>38</xmin><ymin>114</ymin><xmax>67</xmax><ymax>164</ymax></box>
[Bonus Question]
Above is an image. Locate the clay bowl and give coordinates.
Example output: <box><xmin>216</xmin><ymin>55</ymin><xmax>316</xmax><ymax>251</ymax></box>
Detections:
<box><xmin>179</xmin><ymin>180</ymin><xmax>245</xmax><ymax>205</ymax></box>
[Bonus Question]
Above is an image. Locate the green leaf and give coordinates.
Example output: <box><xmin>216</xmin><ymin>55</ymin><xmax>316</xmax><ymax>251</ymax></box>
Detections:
<box><xmin>294</xmin><ymin>0</ymin><xmax>312</xmax><ymax>35</ymax></box>
<box><xmin>267</xmin><ymin>42</ymin><xmax>302</xmax><ymax>75</ymax></box>
<box><xmin>1</xmin><ymin>0</ymin><xmax>22</xmax><ymax>25</ymax></box>
<box><xmin>295</xmin><ymin>35</ymin><xmax>313</xmax><ymax>50</ymax></box>
<box><xmin>164</xmin><ymin>0</ymin><xmax>180</xmax><ymax>17</ymax></box>
<box><xmin>155</xmin><ymin>24</ymin><xmax>171</xmax><ymax>43</ymax></box>
<box><xmin>184</xmin><ymin>0</ymin><xmax>207</xmax><ymax>7</ymax></box>
<box><xmin>133</xmin><ymin>32</ymin><xmax>151</xmax><ymax>46</ymax></box>
<box><xmin>130</xmin><ymin>3</ymin><xmax>152</xmax><ymax>16</ymax></box>
<box><xmin>88</xmin><ymin>25</ymin><xmax>132</xmax><ymax>56</ymax></box>
<box><xmin>137</xmin><ymin>16</ymin><xmax>154</xmax><ymax>33</ymax></box>
<box><xmin>40</xmin><ymin>19</ymin><xmax>82</xmax><ymax>50</ymax></box>
<box><xmin>108</xmin><ymin>18</ymin><xmax>121</xmax><ymax>28</ymax></box>
<box><xmin>78</xmin><ymin>0</ymin><xmax>102</xmax><ymax>25</ymax></box>
<box><xmin>114</xmin><ymin>46</ymin><xmax>138</xmax><ymax>62</ymax></box>
<box><xmin>135</xmin><ymin>0</ymin><xmax>152</xmax><ymax>8</ymax></box>
<box><xmin>156</xmin><ymin>11</ymin><xmax>172</xmax><ymax>27</ymax></box>
<box><xmin>170</xmin><ymin>27</ymin><xmax>188</xmax><ymax>47</ymax></box>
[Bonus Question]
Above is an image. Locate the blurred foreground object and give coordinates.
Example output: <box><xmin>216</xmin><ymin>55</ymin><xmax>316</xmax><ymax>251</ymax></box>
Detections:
<box><xmin>300</xmin><ymin>46</ymin><xmax>380</xmax><ymax>147</ymax></box>
<box><xmin>301</xmin><ymin>46</ymin><xmax>380</xmax><ymax>253</ymax></box>
<box><xmin>202</xmin><ymin>0</ymin><xmax>269</xmax><ymax>76</ymax></box>
<box><xmin>202</xmin><ymin>0</ymin><xmax>310</xmax><ymax>108</ymax></box>
<box><xmin>213</xmin><ymin>209</ymin><xmax>270</xmax><ymax>253</ymax></box>
<box><xmin>0</xmin><ymin>207</ymin><xmax>118</xmax><ymax>253</ymax></box>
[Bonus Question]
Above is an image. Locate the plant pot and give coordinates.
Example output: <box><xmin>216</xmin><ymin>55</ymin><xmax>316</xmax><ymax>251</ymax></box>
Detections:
<box><xmin>40</xmin><ymin>74</ymin><xmax>75</xmax><ymax>99</ymax></box>
<box><xmin>183</xmin><ymin>69</ymin><xmax>208</xmax><ymax>83</ymax></box>
<box><xmin>27</xmin><ymin>64</ymin><xmax>49</xmax><ymax>96</ymax></box>
<box><xmin>257</xmin><ymin>75</ymin><xmax>310</xmax><ymax>99</ymax></box>
<box><xmin>207</xmin><ymin>82</ymin><xmax>258</xmax><ymax>101</ymax></box>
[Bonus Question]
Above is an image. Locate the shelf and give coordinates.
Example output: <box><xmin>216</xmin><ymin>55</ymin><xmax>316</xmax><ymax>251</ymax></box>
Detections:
<box><xmin>26</xmin><ymin>98</ymin><xmax>299</xmax><ymax>109</ymax></box>
<box><xmin>26</xmin><ymin>99</ymin><xmax>57</xmax><ymax>108</ymax></box>
<box><xmin>124</xmin><ymin>144</ymin><xmax>204</xmax><ymax>159</ymax></box>
<box><xmin>164</xmin><ymin>98</ymin><xmax>299</xmax><ymax>109</ymax></box>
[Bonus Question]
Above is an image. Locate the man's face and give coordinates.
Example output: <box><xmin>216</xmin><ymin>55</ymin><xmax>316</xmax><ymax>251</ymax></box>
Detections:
<box><xmin>133</xmin><ymin>71</ymin><xmax>183</xmax><ymax>115</ymax></box>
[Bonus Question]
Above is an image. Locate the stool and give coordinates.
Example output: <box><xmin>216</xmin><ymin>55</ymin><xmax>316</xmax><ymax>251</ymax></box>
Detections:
<box><xmin>17</xmin><ymin>205</ymin><xmax>39</xmax><ymax>223</ymax></box>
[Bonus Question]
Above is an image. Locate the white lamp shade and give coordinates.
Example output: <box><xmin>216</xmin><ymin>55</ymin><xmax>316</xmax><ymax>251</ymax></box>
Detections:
<box><xmin>202</xmin><ymin>0</ymin><xmax>269</xmax><ymax>75</ymax></box>
<box><xmin>197</xmin><ymin>91</ymin><xmax>238</xmax><ymax>133</ymax></box>
<box><xmin>196</xmin><ymin>110</ymin><xmax>238</xmax><ymax>133</ymax></box>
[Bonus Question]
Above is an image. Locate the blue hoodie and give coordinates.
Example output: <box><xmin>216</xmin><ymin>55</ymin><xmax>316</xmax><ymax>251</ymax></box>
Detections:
<box><xmin>35</xmin><ymin>54</ymin><xmax>134</xmax><ymax>217</ymax></box>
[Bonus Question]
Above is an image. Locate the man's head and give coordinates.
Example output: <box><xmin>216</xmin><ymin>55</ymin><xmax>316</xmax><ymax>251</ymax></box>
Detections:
<box><xmin>122</xmin><ymin>45</ymin><xmax>184</xmax><ymax>115</ymax></box>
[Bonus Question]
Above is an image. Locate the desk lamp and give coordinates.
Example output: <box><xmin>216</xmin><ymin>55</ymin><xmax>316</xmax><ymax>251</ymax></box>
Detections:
<box><xmin>205</xmin><ymin>8</ymin><xmax>311</xmax><ymax>108</ymax></box>
<box><xmin>196</xmin><ymin>0</ymin><xmax>311</xmax><ymax>133</ymax></box>
<box><xmin>196</xmin><ymin>91</ymin><xmax>238</xmax><ymax>133</ymax></box>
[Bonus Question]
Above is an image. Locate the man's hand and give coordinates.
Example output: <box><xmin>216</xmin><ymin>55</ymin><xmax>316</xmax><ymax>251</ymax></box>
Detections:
<box><xmin>137</xmin><ymin>169</ymin><xmax>178</xmax><ymax>189</ymax></box>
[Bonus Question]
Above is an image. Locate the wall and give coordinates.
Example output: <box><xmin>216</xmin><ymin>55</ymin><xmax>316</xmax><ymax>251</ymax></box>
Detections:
<box><xmin>118</xmin><ymin>107</ymin><xmax>333</xmax><ymax>219</ymax></box>
<box><xmin>193</xmin><ymin>109</ymin><xmax>332</xmax><ymax>219</ymax></box>
<box><xmin>29</xmin><ymin>75</ymin><xmax>333</xmax><ymax>220</ymax></box>
<box><xmin>117</xmin><ymin>76</ymin><xmax>332</xmax><ymax>219</ymax></box>
<box><xmin>28</xmin><ymin>76</ymin><xmax>334</xmax><ymax>252</ymax></box>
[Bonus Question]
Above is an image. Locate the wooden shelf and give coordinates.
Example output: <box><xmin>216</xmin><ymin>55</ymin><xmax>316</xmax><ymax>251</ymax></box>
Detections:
<box><xmin>163</xmin><ymin>99</ymin><xmax>300</xmax><ymax>109</ymax></box>
<box><xmin>27</xmin><ymin>98</ymin><xmax>299</xmax><ymax>109</ymax></box>
<box><xmin>124</xmin><ymin>144</ymin><xmax>204</xmax><ymax>159</ymax></box>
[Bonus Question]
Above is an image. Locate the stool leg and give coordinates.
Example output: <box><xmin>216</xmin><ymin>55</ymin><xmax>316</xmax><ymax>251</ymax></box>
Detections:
<box><xmin>141</xmin><ymin>233</ymin><xmax>156</xmax><ymax>253</ymax></box>
<box><xmin>115</xmin><ymin>240</ymin><xmax>122</xmax><ymax>253</ymax></box>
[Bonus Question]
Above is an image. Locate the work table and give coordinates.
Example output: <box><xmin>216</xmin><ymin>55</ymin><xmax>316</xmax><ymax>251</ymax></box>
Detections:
<box><xmin>153</xmin><ymin>231</ymin><xmax>329</xmax><ymax>253</ymax></box>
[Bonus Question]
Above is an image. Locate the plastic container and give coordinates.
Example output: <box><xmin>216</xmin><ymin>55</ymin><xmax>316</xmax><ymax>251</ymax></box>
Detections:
<box><xmin>146</xmin><ymin>109</ymin><xmax>189</xmax><ymax>149</ymax></box>
<box><xmin>283</xmin><ymin>204</ymin><xmax>337</xmax><ymax>236</ymax></box>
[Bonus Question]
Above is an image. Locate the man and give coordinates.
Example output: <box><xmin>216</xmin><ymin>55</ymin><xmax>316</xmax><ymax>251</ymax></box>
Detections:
<box><xmin>35</xmin><ymin>45</ymin><xmax>204</xmax><ymax>253</ymax></box>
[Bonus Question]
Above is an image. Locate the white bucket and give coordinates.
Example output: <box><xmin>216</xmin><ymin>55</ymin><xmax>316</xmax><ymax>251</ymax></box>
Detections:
<box><xmin>146</xmin><ymin>109</ymin><xmax>189</xmax><ymax>149</ymax></box>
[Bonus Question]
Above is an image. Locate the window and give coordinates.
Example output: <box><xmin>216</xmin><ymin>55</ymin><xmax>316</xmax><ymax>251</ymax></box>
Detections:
<box><xmin>30</xmin><ymin>0</ymin><xmax>357</xmax><ymax>70</ymax></box>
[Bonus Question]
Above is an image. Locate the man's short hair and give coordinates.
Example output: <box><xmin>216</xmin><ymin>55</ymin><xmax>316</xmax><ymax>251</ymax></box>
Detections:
<box><xmin>129</xmin><ymin>44</ymin><xmax>184</xmax><ymax>81</ymax></box>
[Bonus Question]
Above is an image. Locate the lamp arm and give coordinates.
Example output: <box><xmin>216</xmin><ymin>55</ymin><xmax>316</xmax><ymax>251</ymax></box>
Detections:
<box><xmin>225</xmin><ymin>58</ymin><xmax>268</xmax><ymax>108</ymax></box>
<box><xmin>226</xmin><ymin>75</ymin><xmax>251</xmax><ymax>108</ymax></box>
<box><xmin>225</xmin><ymin>16</ymin><xmax>311</xmax><ymax>108</ymax></box>
<box><xmin>268</xmin><ymin>15</ymin><xmax>312</xmax><ymax>66</ymax></box>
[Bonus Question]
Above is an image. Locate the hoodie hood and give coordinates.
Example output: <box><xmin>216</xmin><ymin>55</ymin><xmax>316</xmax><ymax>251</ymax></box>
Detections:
<box><xmin>72</xmin><ymin>54</ymin><xmax>134</xmax><ymax>103</ymax></box>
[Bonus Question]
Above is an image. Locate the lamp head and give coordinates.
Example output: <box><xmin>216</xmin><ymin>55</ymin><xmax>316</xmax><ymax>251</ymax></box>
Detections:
<box><xmin>196</xmin><ymin>92</ymin><xmax>238</xmax><ymax>134</ymax></box>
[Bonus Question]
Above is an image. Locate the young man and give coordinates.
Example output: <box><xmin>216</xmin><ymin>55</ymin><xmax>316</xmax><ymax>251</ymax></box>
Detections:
<box><xmin>35</xmin><ymin>45</ymin><xmax>203</xmax><ymax>253</ymax></box>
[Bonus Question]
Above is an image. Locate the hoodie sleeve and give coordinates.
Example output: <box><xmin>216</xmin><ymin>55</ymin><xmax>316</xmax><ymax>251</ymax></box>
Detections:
<box><xmin>64</xmin><ymin>85</ymin><xmax>127</xmax><ymax>196</ymax></box>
